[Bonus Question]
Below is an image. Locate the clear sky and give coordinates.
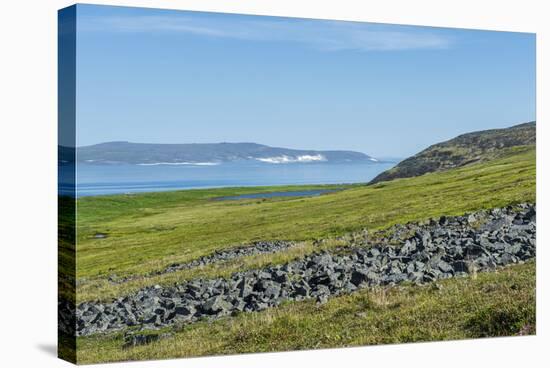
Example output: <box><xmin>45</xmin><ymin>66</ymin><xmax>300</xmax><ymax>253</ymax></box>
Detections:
<box><xmin>74</xmin><ymin>4</ymin><xmax>535</xmax><ymax>158</ymax></box>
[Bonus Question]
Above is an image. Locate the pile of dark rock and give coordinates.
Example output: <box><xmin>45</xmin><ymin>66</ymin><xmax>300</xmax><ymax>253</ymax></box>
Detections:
<box><xmin>74</xmin><ymin>203</ymin><xmax>536</xmax><ymax>337</ymax></box>
<box><xmin>160</xmin><ymin>240</ymin><xmax>296</xmax><ymax>274</ymax></box>
<box><xmin>107</xmin><ymin>240</ymin><xmax>296</xmax><ymax>284</ymax></box>
<box><xmin>58</xmin><ymin>299</ymin><xmax>76</xmax><ymax>336</ymax></box>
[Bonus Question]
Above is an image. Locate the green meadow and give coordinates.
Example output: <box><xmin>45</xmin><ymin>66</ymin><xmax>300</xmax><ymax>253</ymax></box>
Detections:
<box><xmin>72</xmin><ymin>145</ymin><xmax>536</xmax><ymax>362</ymax></box>
<box><xmin>77</xmin><ymin>261</ymin><xmax>535</xmax><ymax>364</ymax></box>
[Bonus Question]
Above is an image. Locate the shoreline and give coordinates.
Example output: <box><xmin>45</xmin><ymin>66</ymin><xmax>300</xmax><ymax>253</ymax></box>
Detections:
<box><xmin>69</xmin><ymin>182</ymin><xmax>359</xmax><ymax>200</ymax></box>
<box><xmin>70</xmin><ymin>160</ymin><xmax>396</xmax><ymax>197</ymax></box>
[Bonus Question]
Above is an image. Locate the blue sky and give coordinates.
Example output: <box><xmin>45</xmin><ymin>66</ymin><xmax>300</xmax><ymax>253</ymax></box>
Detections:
<box><xmin>74</xmin><ymin>4</ymin><xmax>535</xmax><ymax>158</ymax></box>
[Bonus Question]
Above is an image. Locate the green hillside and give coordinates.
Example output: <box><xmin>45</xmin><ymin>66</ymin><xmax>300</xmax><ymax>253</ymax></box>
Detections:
<box><xmin>75</xmin><ymin>145</ymin><xmax>535</xmax><ymax>301</ymax></box>
<box><xmin>370</xmin><ymin>121</ymin><xmax>535</xmax><ymax>184</ymax></box>
<box><xmin>72</xmin><ymin>143</ymin><xmax>536</xmax><ymax>363</ymax></box>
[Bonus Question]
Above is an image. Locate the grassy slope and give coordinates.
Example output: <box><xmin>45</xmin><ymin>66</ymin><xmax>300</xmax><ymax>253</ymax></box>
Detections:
<box><xmin>76</xmin><ymin>146</ymin><xmax>535</xmax><ymax>281</ymax></box>
<box><xmin>370</xmin><ymin>122</ymin><xmax>535</xmax><ymax>184</ymax></box>
<box><xmin>74</xmin><ymin>145</ymin><xmax>536</xmax><ymax>363</ymax></box>
<box><xmin>77</xmin><ymin>261</ymin><xmax>535</xmax><ymax>364</ymax></box>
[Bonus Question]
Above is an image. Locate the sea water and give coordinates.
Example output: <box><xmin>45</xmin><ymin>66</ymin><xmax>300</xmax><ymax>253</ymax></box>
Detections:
<box><xmin>69</xmin><ymin>161</ymin><xmax>395</xmax><ymax>197</ymax></box>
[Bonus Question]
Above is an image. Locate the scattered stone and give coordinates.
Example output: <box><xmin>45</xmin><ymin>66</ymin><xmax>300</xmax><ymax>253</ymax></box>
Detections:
<box><xmin>174</xmin><ymin>305</ymin><xmax>195</xmax><ymax>317</ymax></box>
<box><xmin>163</xmin><ymin>241</ymin><xmax>296</xmax><ymax>275</ymax></box>
<box><xmin>351</xmin><ymin>269</ymin><xmax>369</xmax><ymax>286</ymax></box>
<box><xmin>71</xmin><ymin>204</ymin><xmax>536</xmax><ymax>337</ymax></box>
<box><xmin>201</xmin><ymin>296</ymin><xmax>232</xmax><ymax>315</ymax></box>
<box><xmin>438</xmin><ymin>260</ymin><xmax>453</xmax><ymax>273</ymax></box>
<box><xmin>112</xmin><ymin>240</ymin><xmax>297</xmax><ymax>284</ymax></box>
<box><xmin>316</xmin><ymin>295</ymin><xmax>328</xmax><ymax>305</ymax></box>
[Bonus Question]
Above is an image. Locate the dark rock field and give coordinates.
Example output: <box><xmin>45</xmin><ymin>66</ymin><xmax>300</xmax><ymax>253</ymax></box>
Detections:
<box><xmin>66</xmin><ymin>204</ymin><xmax>536</xmax><ymax>338</ymax></box>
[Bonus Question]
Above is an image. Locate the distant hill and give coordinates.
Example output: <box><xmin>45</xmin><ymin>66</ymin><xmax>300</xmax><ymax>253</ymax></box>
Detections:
<box><xmin>76</xmin><ymin>141</ymin><xmax>380</xmax><ymax>165</ymax></box>
<box><xmin>369</xmin><ymin>121</ymin><xmax>535</xmax><ymax>184</ymax></box>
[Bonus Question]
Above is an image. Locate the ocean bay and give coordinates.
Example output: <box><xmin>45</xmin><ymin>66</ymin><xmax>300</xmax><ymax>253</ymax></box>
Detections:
<box><xmin>74</xmin><ymin>161</ymin><xmax>395</xmax><ymax>196</ymax></box>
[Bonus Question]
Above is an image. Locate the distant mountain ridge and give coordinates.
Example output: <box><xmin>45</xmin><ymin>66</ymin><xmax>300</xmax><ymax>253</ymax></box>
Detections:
<box><xmin>370</xmin><ymin>121</ymin><xmax>536</xmax><ymax>184</ymax></box>
<box><xmin>76</xmin><ymin>141</ymin><xmax>380</xmax><ymax>165</ymax></box>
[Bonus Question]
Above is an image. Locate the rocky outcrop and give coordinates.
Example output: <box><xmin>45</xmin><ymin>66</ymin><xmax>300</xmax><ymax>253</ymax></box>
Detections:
<box><xmin>73</xmin><ymin>204</ymin><xmax>536</xmax><ymax>337</ymax></box>
<box><xmin>370</xmin><ymin>121</ymin><xmax>535</xmax><ymax>184</ymax></box>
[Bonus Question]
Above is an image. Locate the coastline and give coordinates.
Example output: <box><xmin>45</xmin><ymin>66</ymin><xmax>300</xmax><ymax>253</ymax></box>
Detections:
<box><xmin>73</xmin><ymin>161</ymin><xmax>395</xmax><ymax>197</ymax></box>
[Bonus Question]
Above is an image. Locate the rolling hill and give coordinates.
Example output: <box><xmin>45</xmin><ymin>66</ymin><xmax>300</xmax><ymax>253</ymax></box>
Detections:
<box><xmin>370</xmin><ymin>121</ymin><xmax>535</xmax><ymax>184</ymax></box>
<box><xmin>76</xmin><ymin>141</ymin><xmax>380</xmax><ymax>165</ymax></box>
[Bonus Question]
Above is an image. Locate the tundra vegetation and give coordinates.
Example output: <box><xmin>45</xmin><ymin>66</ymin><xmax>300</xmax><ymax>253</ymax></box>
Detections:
<box><xmin>61</xmin><ymin>126</ymin><xmax>535</xmax><ymax>363</ymax></box>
